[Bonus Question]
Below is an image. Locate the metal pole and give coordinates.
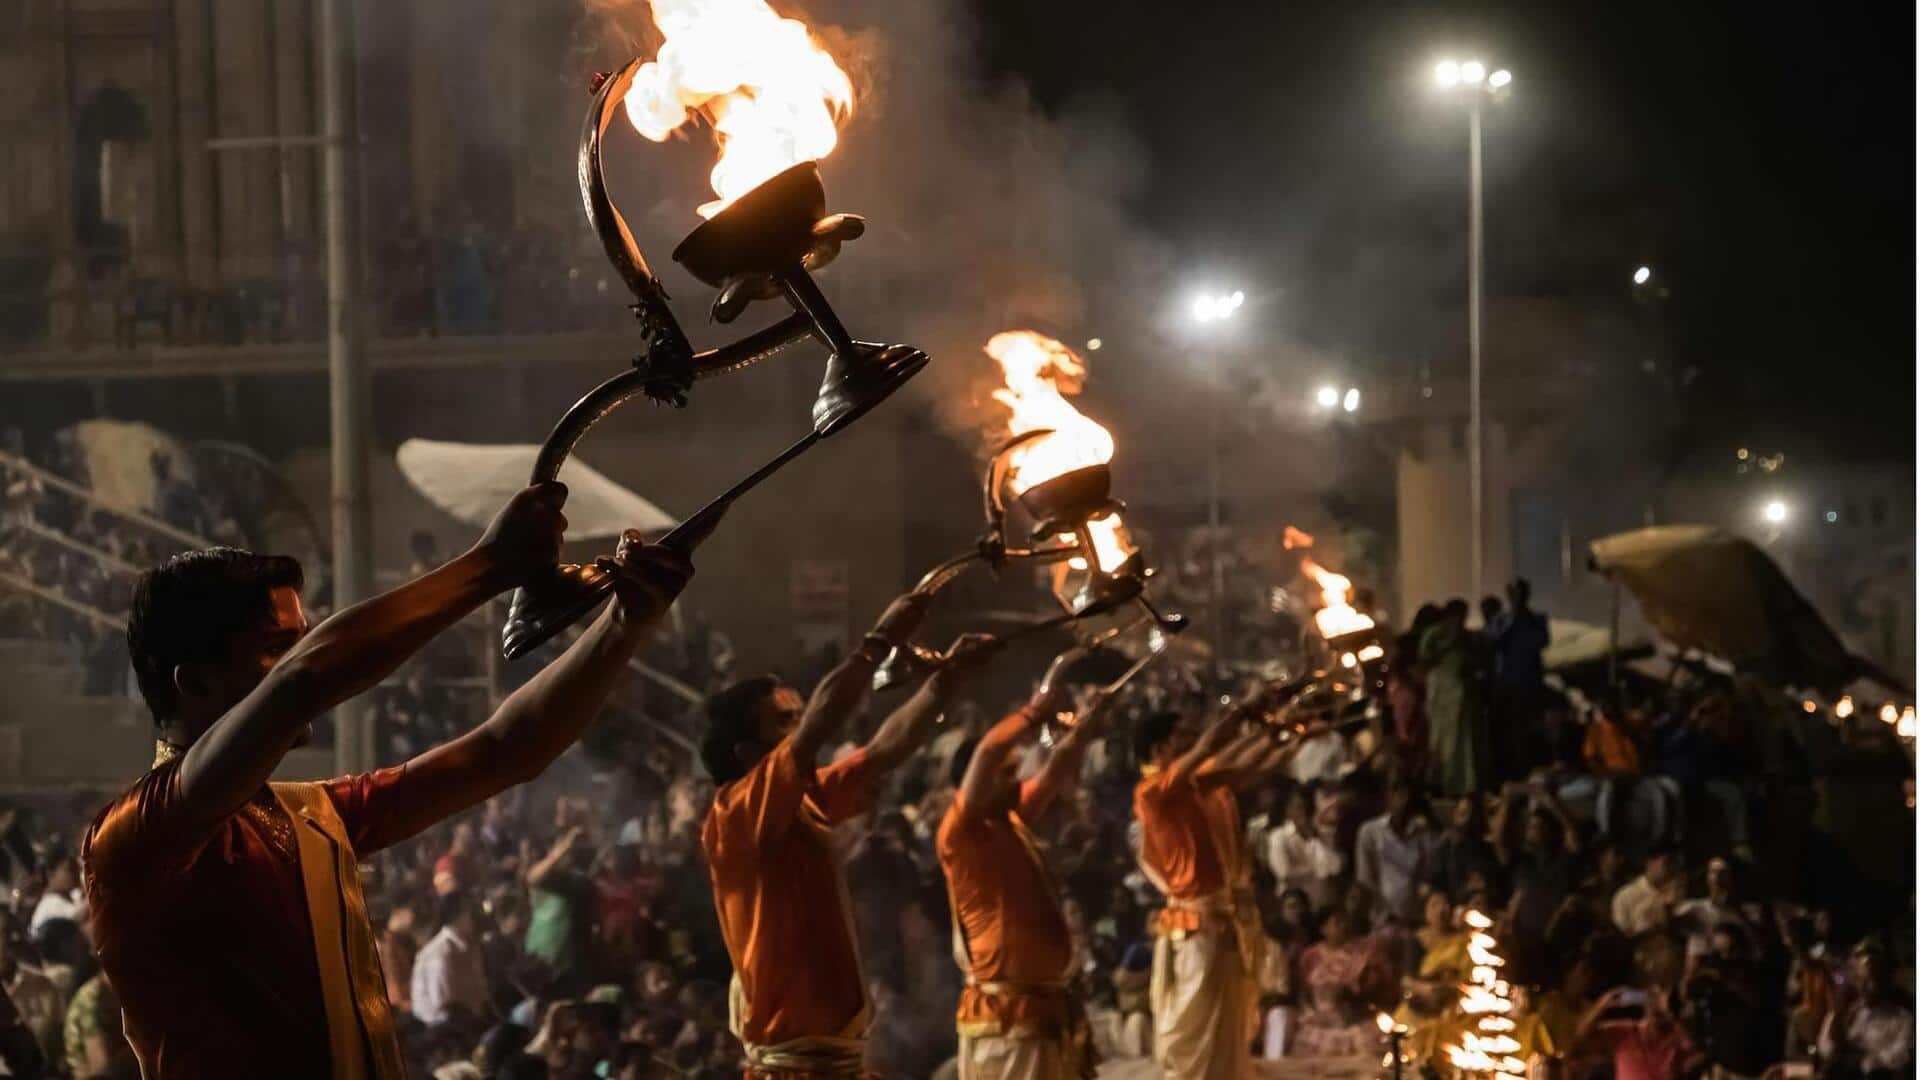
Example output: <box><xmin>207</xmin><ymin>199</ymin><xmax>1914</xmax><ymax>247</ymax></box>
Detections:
<box><xmin>1467</xmin><ymin>102</ymin><xmax>1485</xmax><ymax>608</ymax></box>
<box><xmin>1208</xmin><ymin>382</ymin><xmax>1224</xmax><ymax>677</ymax></box>
<box><xmin>322</xmin><ymin>0</ymin><xmax>371</xmax><ymax>776</ymax></box>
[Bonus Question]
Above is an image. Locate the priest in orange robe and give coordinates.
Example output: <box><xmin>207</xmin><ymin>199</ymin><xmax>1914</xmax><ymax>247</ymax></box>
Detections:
<box><xmin>1133</xmin><ymin>704</ymin><xmax>1304</xmax><ymax>1080</ymax></box>
<box><xmin>700</xmin><ymin>594</ymin><xmax>999</xmax><ymax>1079</ymax></box>
<box><xmin>85</xmin><ymin>489</ymin><xmax>691</xmax><ymax>1080</ymax></box>
<box><xmin>938</xmin><ymin>678</ymin><xmax>1116</xmax><ymax>1080</ymax></box>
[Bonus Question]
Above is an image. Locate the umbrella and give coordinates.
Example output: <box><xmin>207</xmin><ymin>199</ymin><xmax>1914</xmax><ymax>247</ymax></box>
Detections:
<box><xmin>1589</xmin><ymin>524</ymin><xmax>1907</xmax><ymax>696</ymax></box>
<box><xmin>396</xmin><ymin>439</ymin><xmax>676</xmax><ymax>541</ymax></box>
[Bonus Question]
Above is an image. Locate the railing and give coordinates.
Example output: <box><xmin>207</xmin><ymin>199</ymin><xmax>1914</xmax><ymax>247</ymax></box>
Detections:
<box><xmin>0</xmin><ymin>448</ymin><xmax>215</xmax><ymax>552</ymax></box>
<box><xmin>0</xmin><ymin>570</ymin><xmax>123</xmax><ymax>632</ymax></box>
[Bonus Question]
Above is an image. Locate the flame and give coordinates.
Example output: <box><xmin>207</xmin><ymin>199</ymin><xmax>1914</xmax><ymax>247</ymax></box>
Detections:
<box><xmin>1283</xmin><ymin>525</ymin><xmax>1315</xmax><ymax>550</ymax></box>
<box><xmin>1300</xmin><ymin>558</ymin><xmax>1376</xmax><ymax>638</ymax></box>
<box><xmin>622</xmin><ymin>0</ymin><xmax>854</xmax><ymax>218</ymax></box>
<box><xmin>1446</xmin><ymin>910</ymin><xmax>1527</xmax><ymax>1078</ymax></box>
<box><xmin>986</xmin><ymin>331</ymin><xmax>1133</xmax><ymax>575</ymax></box>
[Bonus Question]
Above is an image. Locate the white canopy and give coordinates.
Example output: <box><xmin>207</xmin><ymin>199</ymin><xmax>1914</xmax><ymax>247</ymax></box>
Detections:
<box><xmin>396</xmin><ymin>439</ymin><xmax>676</xmax><ymax>541</ymax></box>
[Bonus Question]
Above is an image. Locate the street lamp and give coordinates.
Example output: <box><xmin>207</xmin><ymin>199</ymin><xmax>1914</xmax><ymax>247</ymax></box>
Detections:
<box><xmin>1191</xmin><ymin>287</ymin><xmax>1244</xmax><ymax>672</ymax></box>
<box><xmin>1432</xmin><ymin>55</ymin><xmax>1511</xmax><ymax>609</ymax></box>
<box><xmin>1633</xmin><ymin>265</ymin><xmax>1652</xmax><ymax>286</ymax></box>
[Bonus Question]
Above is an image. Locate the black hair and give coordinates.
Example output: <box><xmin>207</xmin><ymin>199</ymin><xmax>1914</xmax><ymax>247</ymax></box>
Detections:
<box><xmin>700</xmin><ymin>675</ymin><xmax>780</xmax><ymax>784</ymax></box>
<box><xmin>435</xmin><ymin>891</ymin><xmax>480</xmax><ymax>930</ymax></box>
<box><xmin>126</xmin><ymin>548</ymin><xmax>305</xmax><ymax>725</ymax></box>
<box><xmin>1133</xmin><ymin>711</ymin><xmax>1181</xmax><ymax>766</ymax></box>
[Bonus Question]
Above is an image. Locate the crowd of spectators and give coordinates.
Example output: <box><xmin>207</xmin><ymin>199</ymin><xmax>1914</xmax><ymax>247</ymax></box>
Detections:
<box><xmin>0</xmin><ymin>524</ymin><xmax>1910</xmax><ymax>1077</ymax></box>
<box><xmin>0</xmin><ymin>433</ymin><xmax>247</xmax><ymax>693</ymax></box>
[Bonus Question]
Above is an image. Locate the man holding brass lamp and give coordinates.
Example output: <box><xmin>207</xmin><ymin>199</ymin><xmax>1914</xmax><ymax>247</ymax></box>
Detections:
<box><xmin>700</xmin><ymin>595</ymin><xmax>1001</xmax><ymax>1079</ymax></box>
<box><xmin>83</xmin><ymin>484</ymin><xmax>693</xmax><ymax>1079</ymax></box>
<box><xmin>939</xmin><ymin>671</ymin><xmax>1116</xmax><ymax>1080</ymax></box>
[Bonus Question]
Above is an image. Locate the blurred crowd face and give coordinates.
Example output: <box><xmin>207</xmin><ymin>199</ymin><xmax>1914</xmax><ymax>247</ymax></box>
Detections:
<box><xmin>1644</xmin><ymin>851</ymin><xmax>1677</xmax><ymax>888</ymax></box>
<box><xmin>1705</xmin><ymin>860</ymin><xmax>1733</xmax><ymax>901</ymax></box>
<box><xmin>1423</xmin><ymin>891</ymin><xmax>1452</xmax><ymax>933</ymax></box>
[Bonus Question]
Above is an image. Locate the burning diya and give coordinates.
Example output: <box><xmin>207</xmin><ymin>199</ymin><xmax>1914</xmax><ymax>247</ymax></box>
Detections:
<box><xmin>501</xmin><ymin>1</ymin><xmax>928</xmax><ymax>660</ymax></box>
<box><xmin>872</xmin><ymin>332</ymin><xmax>1184</xmax><ymax>691</ymax></box>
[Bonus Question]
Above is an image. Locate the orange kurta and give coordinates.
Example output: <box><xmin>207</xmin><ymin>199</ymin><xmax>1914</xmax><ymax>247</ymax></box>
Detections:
<box><xmin>703</xmin><ymin>738</ymin><xmax>880</xmax><ymax>1051</ymax></box>
<box><xmin>1133</xmin><ymin>765</ymin><xmax>1243</xmax><ymax>934</ymax></box>
<box><xmin>938</xmin><ymin>797</ymin><xmax>1076</xmax><ymax>1038</ymax></box>
<box><xmin>83</xmin><ymin>755</ymin><xmax>432</xmax><ymax>1079</ymax></box>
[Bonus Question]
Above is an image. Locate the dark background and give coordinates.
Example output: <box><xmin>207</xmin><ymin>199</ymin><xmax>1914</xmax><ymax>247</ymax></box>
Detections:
<box><xmin>973</xmin><ymin>0</ymin><xmax>1917</xmax><ymax>462</ymax></box>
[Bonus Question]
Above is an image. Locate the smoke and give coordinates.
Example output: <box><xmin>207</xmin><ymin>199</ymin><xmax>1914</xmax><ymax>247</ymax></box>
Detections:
<box><xmin>574</xmin><ymin>0</ymin><xmax>1169</xmax><ymax>454</ymax></box>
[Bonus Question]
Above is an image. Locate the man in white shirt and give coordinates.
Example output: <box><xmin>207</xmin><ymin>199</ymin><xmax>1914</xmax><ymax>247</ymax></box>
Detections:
<box><xmin>1609</xmin><ymin>846</ymin><xmax>1681</xmax><ymax>938</ymax></box>
<box><xmin>1669</xmin><ymin>856</ymin><xmax>1761</xmax><ymax>961</ymax></box>
<box><xmin>410</xmin><ymin>893</ymin><xmax>490</xmax><ymax>1026</ymax></box>
<box><xmin>1265</xmin><ymin>784</ymin><xmax>1343</xmax><ymax>910</ymax></box>
<box><xmin>1353</xmin><ymin>777</ymin><xmax>1433</xmax><ymax>928</ymax></box>
<box><xmin>28</xmin><ymin>848</ymin><xmax>83</xmax><ymax>934</ymax></box>
<box><xmin>1819</xmin><ymin>942</ymin><xmax>1915</xmax><ymax>1075</ymax></box>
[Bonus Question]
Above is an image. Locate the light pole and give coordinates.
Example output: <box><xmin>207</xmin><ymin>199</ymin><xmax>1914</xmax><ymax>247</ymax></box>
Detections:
<box><xmin>1434</xmin><ymin>58</ymin><xmax>1509</xmax><ymax>606</ymax></box>
<box><xmin>1191</xmin><ymin>287</ymin><xmax>1244</xmax><ymax>674</ymax></box>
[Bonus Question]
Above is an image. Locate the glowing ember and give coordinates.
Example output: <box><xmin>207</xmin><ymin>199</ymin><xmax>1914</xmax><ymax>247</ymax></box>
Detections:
<box><xmin>1299</xmin><ymin>558</ymin><xmax>1376</xmax><ymax>638</ymax></box>
<box><xmin>986</xmin><ymin>331</ymin><xmax>1134</xmax><ymax>575</ymax></box>
<box><xmin>621</xmin><ymin>0</ymin><xmax>854</xmax><ymax>218</ymax></box>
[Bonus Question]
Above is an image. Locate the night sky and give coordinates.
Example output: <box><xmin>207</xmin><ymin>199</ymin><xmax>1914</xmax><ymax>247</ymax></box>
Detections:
<box><xmin>972</xmin><ymin>1</ymin><xmax>1916</xmax><ymax>463</ymax></box>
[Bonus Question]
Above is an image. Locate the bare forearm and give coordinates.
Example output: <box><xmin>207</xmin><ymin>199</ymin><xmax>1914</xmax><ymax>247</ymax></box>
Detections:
<box><xmin>864</xmin><ymin>677</ymin><xmax>948</xmax><ymax>774</ymax></box>
<box><xmin>962</xmin><ymin>707</ymin><xmax>1036</xmax><ymax>811</ymax></box>
<box><xmin>291</xmin><ymin>549</ymin><xmax>501</xmax><ymax>709</ymax></box>
<box><xmin>471</xmin><ymin>599</ymin><xmax>652</xmax><ymax>790</ymax></box>
<box><xmin>794</xmin><ymin>652</ymin><xmax>880</xmax><ymax>763</ymax></box>
<box><xmin>1020</xmin><ymin>718</ymin><xmax>1093</xmax><ymax>821</ymax></box>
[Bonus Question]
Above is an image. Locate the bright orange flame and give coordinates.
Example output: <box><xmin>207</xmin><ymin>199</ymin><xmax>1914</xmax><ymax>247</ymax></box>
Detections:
<box><xmin>1446</xmin><ymin>909</ymin><xmax>1526</xmax><ymax>1078</ymax></box>
<box><xmin>621</xmin><ymin>0</ymin><xmax>853</xmax><ymax>218</ymax></box>
<box><xmin>1300</xmin><ymin>558</ymin><xmax>1376</xmax><ymax>638</ymax></box>
<box><xmin>986</xmin><ymin>330</ymin><xmax>1132</xmax><ymax>574</ymax></box>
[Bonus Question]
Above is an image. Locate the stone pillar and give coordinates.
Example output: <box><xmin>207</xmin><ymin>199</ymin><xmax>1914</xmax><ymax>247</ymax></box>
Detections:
<box><xmin>1395</xmin><ymin>418</ymin><xmax>1513</xmax><ymax>618</ymax></box>
<box><xmin>174</xmin><ymin>0</ymin><xmax>218</xmax><ymax>290</ymax></box>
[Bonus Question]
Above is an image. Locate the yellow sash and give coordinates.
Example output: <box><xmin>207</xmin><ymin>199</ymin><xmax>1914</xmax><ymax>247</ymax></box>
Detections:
<box><xmin>272</xmin><ymin>782</ymin><xmax>406</xmax><ymax>1080</ymax></box>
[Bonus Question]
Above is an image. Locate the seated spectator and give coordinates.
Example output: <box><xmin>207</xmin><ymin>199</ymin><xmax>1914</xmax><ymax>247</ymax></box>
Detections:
<box><xmin>1395</xmin><ymin>888</ymin><xmax>1469</xmax><ymax>1025</ymax></box>
<box><xmin>1684</xmin><ymin>921</ymin><xmax>1781</xmax><ymax>1077</ymax></box>
<box><xmin>26</xmin><ymin>848</ymin><xmax>80</xmax><ymax>936</ymax></box>
<box><xmin>1612</xmin><ymin>845</ymin><xmax>1683</xmax><ymax>939</ymax></box>
<box><xmin>1574</xmin><ymin>985</ymin><xmax>1703</xmax><ymax>1079</ymax></box>
<box><xmin>413</xmin><ymin>894</ymin><xmax>492</xmax><ymax>1027</ymax></box>
<box><xmin>1426</xmin><ymin>792</ymin><xmax>1504</xmax><ymax>902</ymax></box>
<box><xmin>1671</xmin><ymin>855</ymin><xmax>1762</xmax><ymax>964</ymax></box>
<box><xmin>62</xmin><ymin>969</ymin><xmax>133</xmax><ymax>1079</ymax></box>
<box><xmin>1290</xmin><ymin>906</ymin><xmax>1397</xmax><ymax>1056</ymax></box>
<box><xmin>1266</xmin><ymin>782</ymin><xmax>1344</xmax><ymax>911</ymax></box>
<box><xmin>1816</xmin><ymin>941</ymin><xmax>1914</xmax><ymax>1077</ymax></box>
<box><xmin>1354</xmin><ymin>777</ymin><xmax>1435</xmax><ymax>928</ymax></box>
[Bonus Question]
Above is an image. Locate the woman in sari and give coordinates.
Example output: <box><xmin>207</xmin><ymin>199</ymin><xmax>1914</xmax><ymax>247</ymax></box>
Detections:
<box><xmin>1291</xmin><ymin>907</ymin><xmax>1396</xmax><ymax>1057</ymax></box>
<box><xmin>1394</xmin><ymin>889</ymin><xmax>1469</xmax><ymax>1027</ymax></box>
<box><xmin>1421</xmin><ymin>600</ymin><xmax>1489</xmax><ymax>796</ymax></box>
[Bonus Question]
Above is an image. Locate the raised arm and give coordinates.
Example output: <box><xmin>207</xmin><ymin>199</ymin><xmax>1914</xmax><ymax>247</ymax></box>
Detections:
<box><xmin>175</xmin><ymin>484</ymin><xmax>567</xmax><ymax>834</ymax></box>
<box><xmin>1019</xmin><ymin>686</ymin><xmax>1115</xmax><ymax>821</ymax></box>
<box><xmin>344</xmin><ymin>535</ymin><xmax>694</xmax><ymax>850</ymax></box>
<box><xmin>790</xmin><ymin>591</ymin><xmax>930</xmax><ymax>766</ymax></box>
<box><xmin>526</xmin><ymin>826</ymin><xmax>584</xmax><ymax>890</ymax></box>
<box><xmin>957</xmin><ymin>704</ymin><xmax>1043</xmax><ymax>820</ymax></box>
<box><xmin>1166</xmin><ymin>703</ymin><xmax>1245</xmax><ymax>784</ymax></box>
<box><xmin>864</xmin><ymin>634</ymin><xmax>1000</xmax><ymax>774</ymax></box>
